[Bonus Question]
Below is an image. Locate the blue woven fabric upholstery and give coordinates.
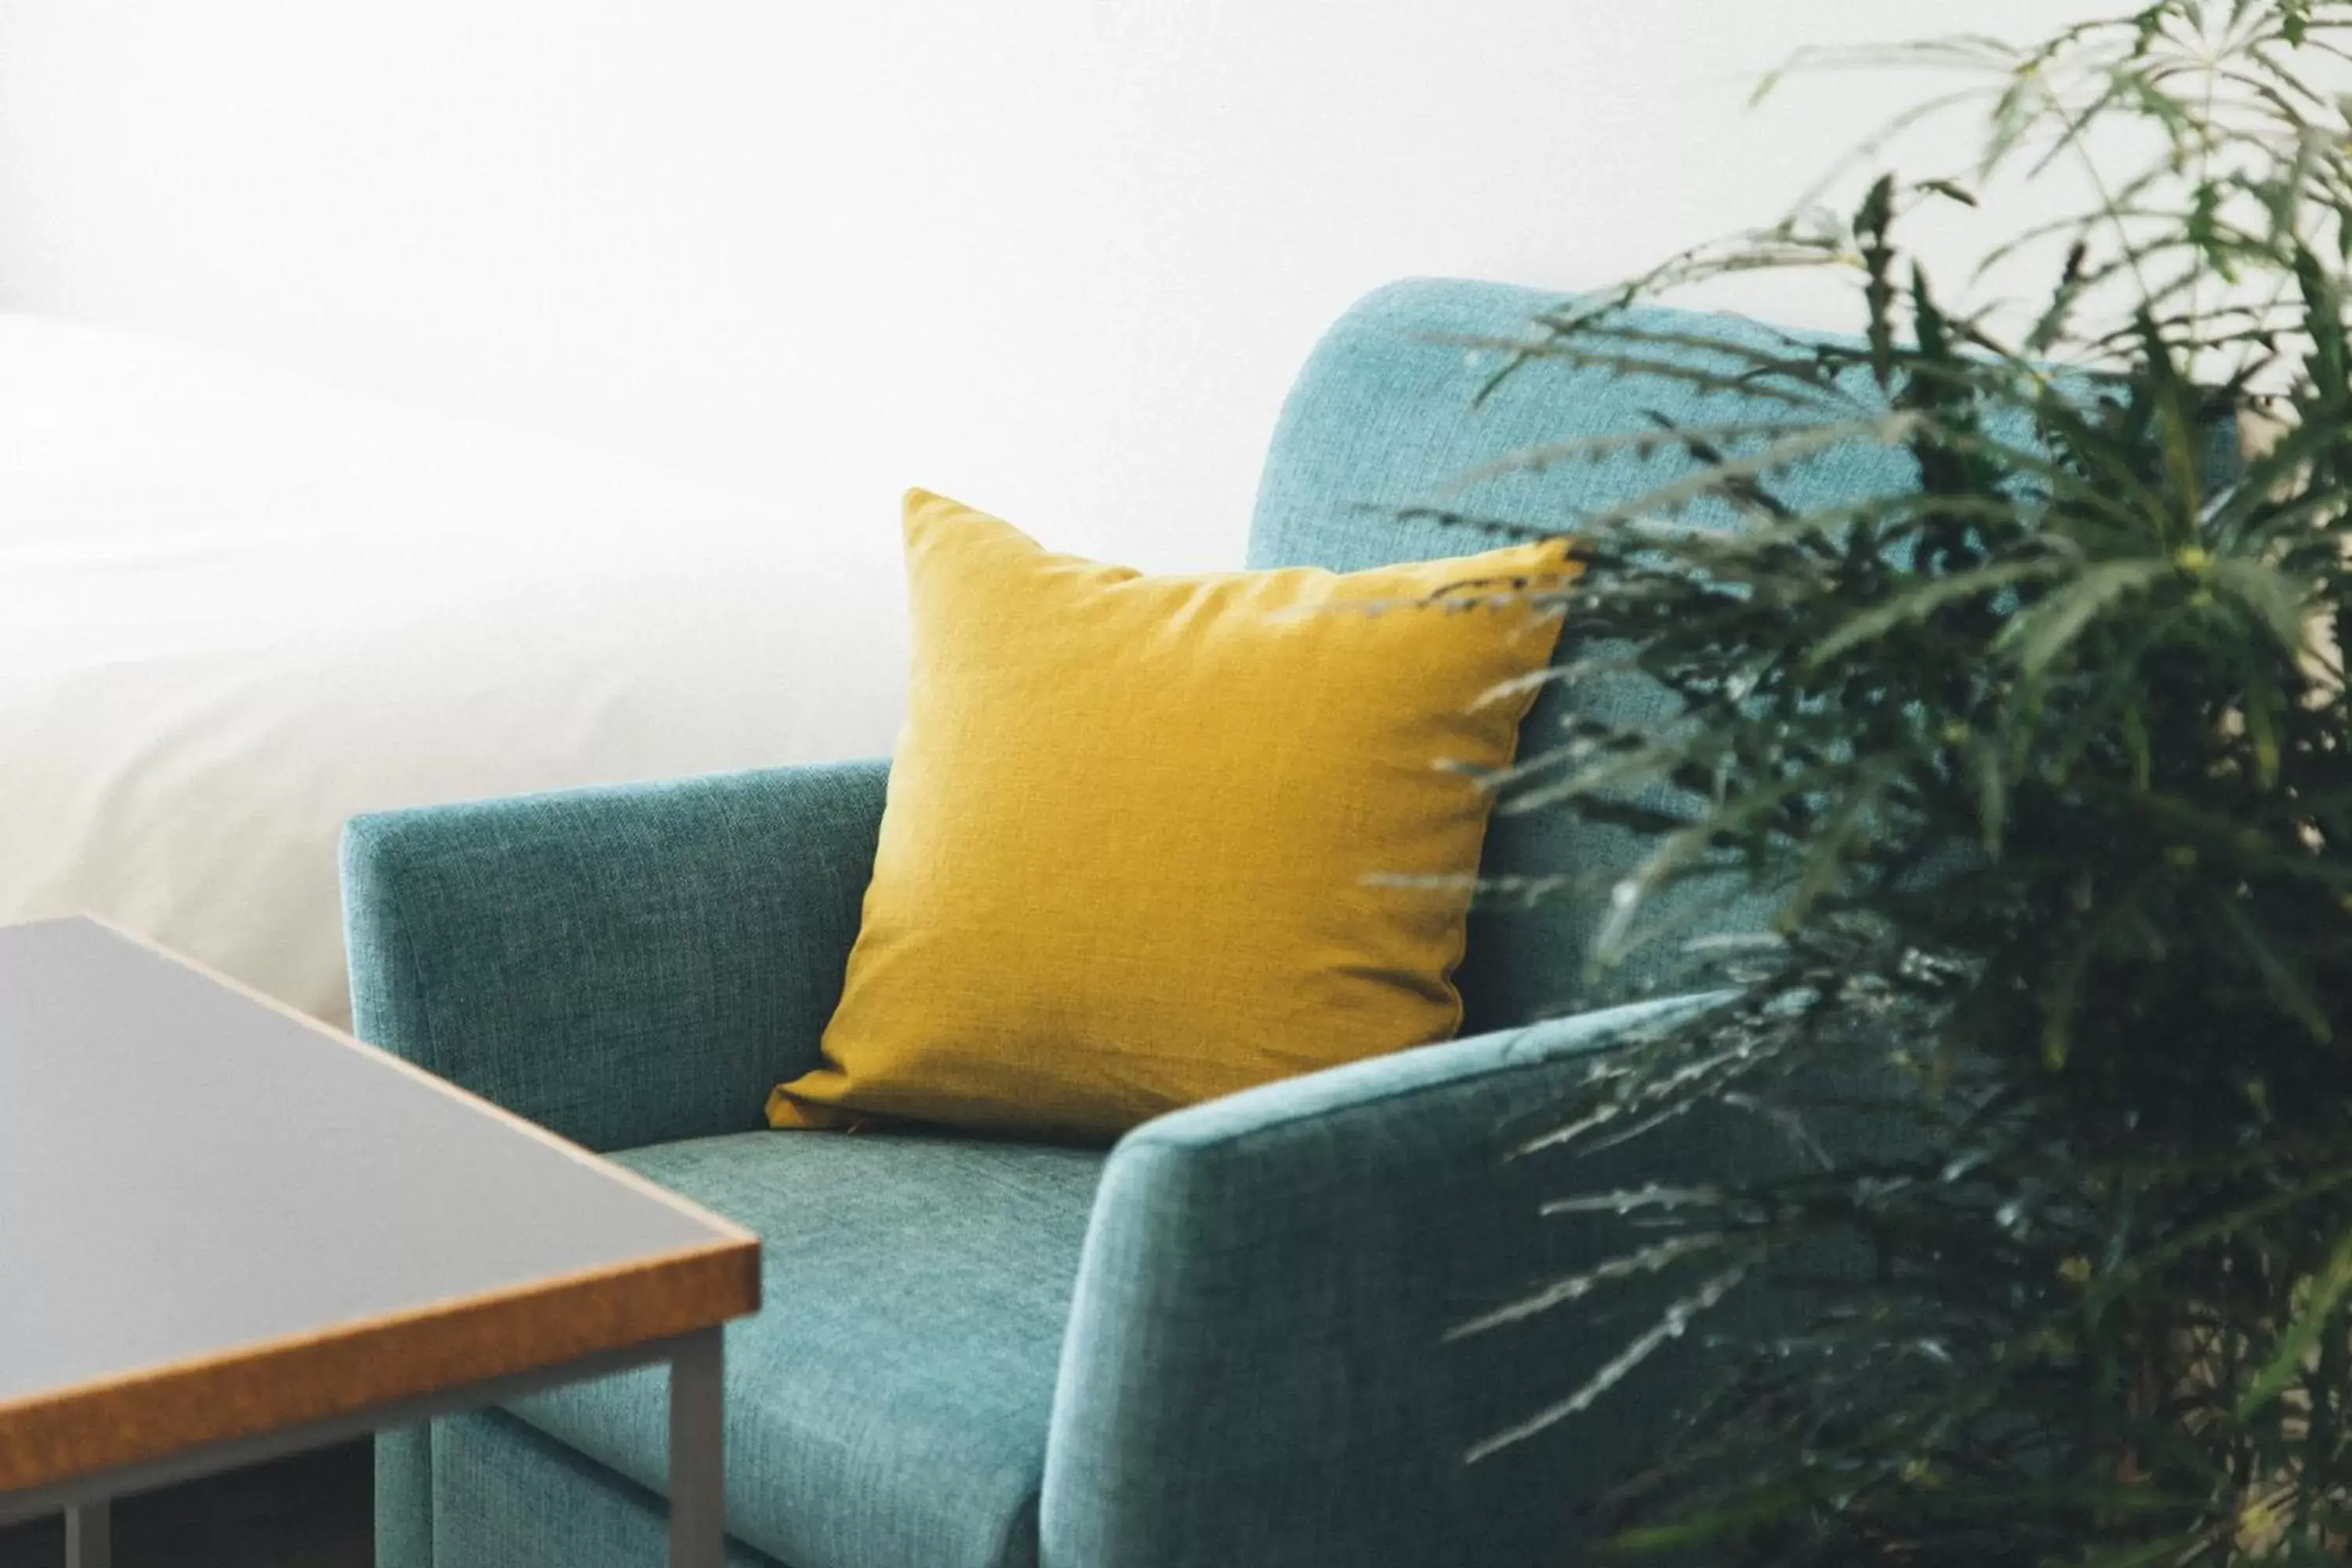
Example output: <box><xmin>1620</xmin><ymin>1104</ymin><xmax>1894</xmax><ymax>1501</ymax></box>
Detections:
<box><xmin>341</xmin><ymin>758</ymin><xmax>886</xmax><ymax>1153</ymax></box>
<box><xmin>376</xmin><ymin>1422</ymin><xmax>434</xmax><ymax>1568</ymax></box>
<box><xmin>1043</xmin><ymin>996</ymin><xmax>1782</xmax><ymax>1568</ymax></box>
<box><xmin>381</xmin><ymin>1006</ymin><xmax>1766</xmax><ymax>1568</ymax></box>
<box><xmin>503</xmin><ymin>1131</ymin><xmax>1101</xmax><ymax>1568</ymax></box>
<box><xmin>1250</xmin><ymin>278</ymin><xmax>1919</xmax><ymax>1025</ymax></box>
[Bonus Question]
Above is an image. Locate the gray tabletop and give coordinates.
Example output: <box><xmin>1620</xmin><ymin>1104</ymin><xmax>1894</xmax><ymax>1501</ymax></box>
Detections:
<box><xmin>0</xmin><ymin>917</ymin><xmax>753</xmax><ymax>1446</ymax></box>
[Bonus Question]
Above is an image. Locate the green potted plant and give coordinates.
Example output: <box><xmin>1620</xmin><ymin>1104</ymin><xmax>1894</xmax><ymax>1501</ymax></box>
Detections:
<box><xmin>1461</xmin><ymin>4</ymin><xmax>2352</xmax><ymax>1559</ymax></box>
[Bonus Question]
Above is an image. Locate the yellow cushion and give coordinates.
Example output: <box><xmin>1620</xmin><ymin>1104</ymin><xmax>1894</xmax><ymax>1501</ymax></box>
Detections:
<box><xmin>768</xmin><ymin>490</ymin><xmax>1572</xmax><ymax>1142</ymax></box>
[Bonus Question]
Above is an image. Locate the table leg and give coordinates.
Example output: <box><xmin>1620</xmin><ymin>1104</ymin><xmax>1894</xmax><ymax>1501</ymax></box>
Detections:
<box><xmin>65</xmin><ymin>1501</ymin><xmax>109</xmax><ymax>1568</ymax></box>
<box><xmin>669</xmin><ymin>1328</ymin><xmax>725</xmax><ymax>1568</ymax></box>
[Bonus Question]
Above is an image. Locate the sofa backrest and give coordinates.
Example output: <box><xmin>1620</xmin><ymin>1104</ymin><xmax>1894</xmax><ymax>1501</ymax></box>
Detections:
<box><xmin>1247</xmin><ymin>278</ymin><xmax>1922</xmax><ymax>1030</ymax></box>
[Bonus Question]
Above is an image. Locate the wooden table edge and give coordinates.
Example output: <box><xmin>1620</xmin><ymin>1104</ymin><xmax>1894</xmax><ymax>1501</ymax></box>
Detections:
<box><xmin>0</xmin><ymin>1231</ymin><xmax>760</xmax><ymax>1494</ymax></box>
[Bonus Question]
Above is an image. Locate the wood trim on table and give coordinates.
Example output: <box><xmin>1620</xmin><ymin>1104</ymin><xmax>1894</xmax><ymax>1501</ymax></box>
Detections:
<box><xmin>0</xmin><ymin>1227</ymin><xmax>759</xmax><ymax>1495</ymax></box>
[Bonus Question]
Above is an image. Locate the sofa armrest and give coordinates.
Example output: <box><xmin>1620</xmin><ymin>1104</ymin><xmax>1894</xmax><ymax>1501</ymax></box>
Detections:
<box><xmin>1043</xmin><ymin>993</ymin><xmax>1785</xmax><ymax>1568</ymax></box>
<box><xmin>340</xmin><ymin>759</ymin><xmax>887</xmax><ymax>1152</ymax></box>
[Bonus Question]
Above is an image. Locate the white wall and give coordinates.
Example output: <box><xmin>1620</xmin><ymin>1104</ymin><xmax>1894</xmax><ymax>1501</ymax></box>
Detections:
<box><xmin>0</xmin><ymin>1</ymin><xmax>2107</xmax><ymax>572</ymax></box>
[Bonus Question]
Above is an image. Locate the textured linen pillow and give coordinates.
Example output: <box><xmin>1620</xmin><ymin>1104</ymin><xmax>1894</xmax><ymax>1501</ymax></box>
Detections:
<box><xmin>767</xmin><ymin>489</ymin><xmax>1573</xmax><ymax>1141</ymax></box>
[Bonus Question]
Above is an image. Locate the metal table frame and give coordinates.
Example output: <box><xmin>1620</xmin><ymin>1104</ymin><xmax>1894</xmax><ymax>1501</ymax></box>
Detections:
<box><xmin>3</xmin><ymin>1327</ymin><xmax>727</xmax><ymax>1568</ymax></box>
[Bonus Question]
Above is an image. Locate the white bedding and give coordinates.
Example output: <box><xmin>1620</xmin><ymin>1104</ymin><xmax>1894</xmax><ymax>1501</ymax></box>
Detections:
<box><xmin>0</xmin><ymin>314</ymin><xmax>908</xmax><ymax>1025</ymax></box>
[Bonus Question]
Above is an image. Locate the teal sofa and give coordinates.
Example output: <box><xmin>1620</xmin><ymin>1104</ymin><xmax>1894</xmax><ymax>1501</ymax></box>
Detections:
<box><xmin>342</xmin><ymin>278</ymin><xmax>1922</xmax><ymax>1568</ymax></box>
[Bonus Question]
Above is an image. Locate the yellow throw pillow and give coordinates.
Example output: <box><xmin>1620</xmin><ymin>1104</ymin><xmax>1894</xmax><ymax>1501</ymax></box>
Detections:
<box><xmin>768</xmin><ymin>490</ymin><xmax>1572</xmax><ymax>1142</ymax></box>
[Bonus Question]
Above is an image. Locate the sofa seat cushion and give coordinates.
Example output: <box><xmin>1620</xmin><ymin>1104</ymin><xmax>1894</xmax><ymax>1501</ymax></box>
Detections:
<box><xmin>502</xmin><ymin>1130</ymin><xmax>1105</xmax><ymax>1568</ymax></box>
